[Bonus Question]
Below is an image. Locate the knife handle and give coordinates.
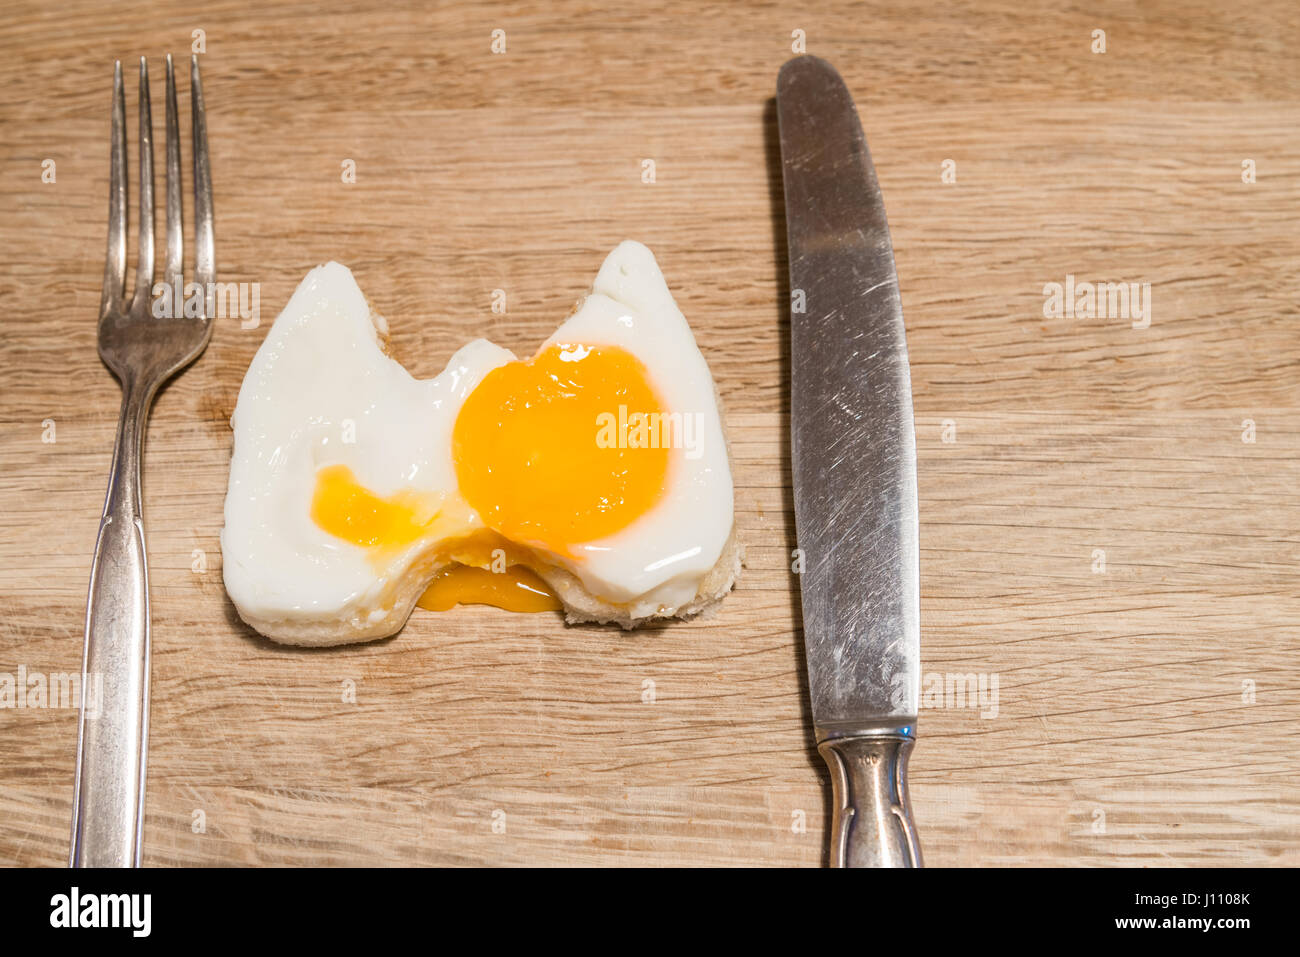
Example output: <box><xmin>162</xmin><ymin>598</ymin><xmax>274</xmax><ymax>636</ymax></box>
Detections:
<box><xmin>818</xmin><ymin>728</ymin><xmax>922</xmax><ymax>867</ymax></box>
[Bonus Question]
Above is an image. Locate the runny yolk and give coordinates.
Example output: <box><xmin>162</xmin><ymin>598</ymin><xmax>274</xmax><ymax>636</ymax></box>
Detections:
<box><xmin>417</xmin><ymin>533</ymin><xmax>562</xmax><ymax>613</ymax></box>
<box><xmin>452</xmin><ymin>343</ymin><xmax>670</xmax><ymax>553</ymax></box>
<box><xmin>310</xmin><ymin>464</ymin><xmax>442</xmax><ymax>549</ymax></box>
<box><xmin>417</xmin><ymin>565</ymin><xmax>562</xmax><ymax>613</ymax></box>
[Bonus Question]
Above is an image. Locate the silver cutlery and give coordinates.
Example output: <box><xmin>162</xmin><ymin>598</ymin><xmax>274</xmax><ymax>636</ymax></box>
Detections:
<box><xmin>777</xmin><ymin>55</ymin><xmax>923</xmax><ymax>867</ymax></box>
<box><xmin>71</xmin><ymin>54</ymin><xmax>214</xmax><ymax>867</ymax></box>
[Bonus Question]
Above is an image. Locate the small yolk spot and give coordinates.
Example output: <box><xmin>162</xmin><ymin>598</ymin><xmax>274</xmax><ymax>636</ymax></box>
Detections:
<box><xmin>452</xmin><ymin>344</ymin><xmax>670</xmax><ymax>553</ymax></box>
<box><xmin>310</xmin><ymin>464</ymin><xmax>441</xmax><ymax>549</ymax></box>
<box><xmin>417</xmin><ymin>565</ymin><xmax>562</xmax><ymax>613</ymax></box>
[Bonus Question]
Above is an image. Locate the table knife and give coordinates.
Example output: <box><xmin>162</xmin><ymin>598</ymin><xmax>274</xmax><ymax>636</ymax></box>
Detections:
<box><xmin>777</xmin><ymin>55</ymin><xmax>923</xmax><ymax>868</ymax></box>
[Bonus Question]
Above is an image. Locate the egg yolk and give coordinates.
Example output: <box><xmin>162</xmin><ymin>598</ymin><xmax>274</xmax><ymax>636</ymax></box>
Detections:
<box><xmin>310</xmin><ymin>464</ymin><xmax>442</xmax><ymax>548</ymax></box>
<box><xmin>417</xmin><ymin>565</ymin><xmax>562</xmax><ymax>613</ymax></box>
<box><xmin>452</xmin><ymin>343</ymin><xmax>670</xmax><ymax>553</ymax></box>
<box><xmin>417</xmin><ymin>533</ymin><xmax>562</xmax><ymax>612</ymax></box>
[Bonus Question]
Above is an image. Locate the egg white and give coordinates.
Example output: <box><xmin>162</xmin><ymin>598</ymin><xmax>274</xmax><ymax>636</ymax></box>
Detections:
<box><xmin>541</xmin><ymin>240</ymin><xmax>734</xmax><ymax>617</ymax></box>
<box><xmin>221</xmin><ymin>263</ymin><xmax>513</xmax><ymax>638</ymax></box>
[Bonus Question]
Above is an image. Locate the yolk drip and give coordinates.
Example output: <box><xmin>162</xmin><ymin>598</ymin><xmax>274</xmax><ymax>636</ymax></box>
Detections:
<box><xmin>310</xmin><ymin>464</ymin><xmax>442</xmax><ymax>548</ymax></box>
<box><xmin>452</xmin><ymin>343</ymin><xmax>670</xmax><ymax>553</ymax></box>
<box><xmin>417</xmin><ymin>565</ymin><xmax>562</xmax><ymax>613</ymax></box>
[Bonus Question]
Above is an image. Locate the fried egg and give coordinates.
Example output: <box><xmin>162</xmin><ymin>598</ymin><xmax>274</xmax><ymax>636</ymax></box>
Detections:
<box><xmin>221</xmin><ymin>241</ymin><xmax>738</xmax><ymax>644</ymax></box>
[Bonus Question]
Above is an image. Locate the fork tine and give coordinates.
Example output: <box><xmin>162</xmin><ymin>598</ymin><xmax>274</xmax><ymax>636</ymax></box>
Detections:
<box><xmin>99</xmin><ymin>60</ymin><xmax>127</xmax><ymax>317</ymax></box>
<box><xmin>163</xmin><ymin>54</ymin><xmax>183</xmax><ymax>302</ymax></box>
<box><xmin>190</xmin><ymin>55</ymin><xmax>214</xmax><ymax>316</ymax></box>
<box><xmin>130</xmin><ymin>57</ymin><xmax>155</xmax><ymax>313</ymax></box>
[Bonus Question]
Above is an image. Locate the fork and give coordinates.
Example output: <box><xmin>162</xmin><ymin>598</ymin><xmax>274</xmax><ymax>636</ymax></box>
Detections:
<box><xmin>70</xmin><ymin>54</ymin><xmax>213</xmax><ymax>867</ymax></box>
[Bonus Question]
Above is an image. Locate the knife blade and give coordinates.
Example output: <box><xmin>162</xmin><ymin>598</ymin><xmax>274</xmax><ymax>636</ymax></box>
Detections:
<box><xmin>777</xmin><ymin>55</ymin><xmax>923</xmax><ymax>868</ymax></box>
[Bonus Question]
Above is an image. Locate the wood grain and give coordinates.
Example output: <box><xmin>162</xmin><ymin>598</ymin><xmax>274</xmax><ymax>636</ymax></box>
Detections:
<box><xmin>1</xmin><ymin>0</ymin><xmax>1297</xmax><ymax>866</ymax></box>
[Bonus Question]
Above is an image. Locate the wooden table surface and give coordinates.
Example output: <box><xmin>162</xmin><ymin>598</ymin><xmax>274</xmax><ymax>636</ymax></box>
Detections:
<box><xmin>1</xmin><ymin>0</ymin><xmax>1297</xmax><ymax>867</ymax></box>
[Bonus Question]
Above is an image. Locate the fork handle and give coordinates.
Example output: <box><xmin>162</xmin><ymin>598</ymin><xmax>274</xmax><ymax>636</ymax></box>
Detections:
<box><xmin>71</xmin><ymin>380</ymin><xmax>156</xmax><ymax>867</ymax></box>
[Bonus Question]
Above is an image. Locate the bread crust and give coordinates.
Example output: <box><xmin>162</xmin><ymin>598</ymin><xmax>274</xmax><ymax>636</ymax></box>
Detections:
<box><xmin>232</xmin><ymin>521</ymin><xmax>743</xmax><ymax>645</ymax></box>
